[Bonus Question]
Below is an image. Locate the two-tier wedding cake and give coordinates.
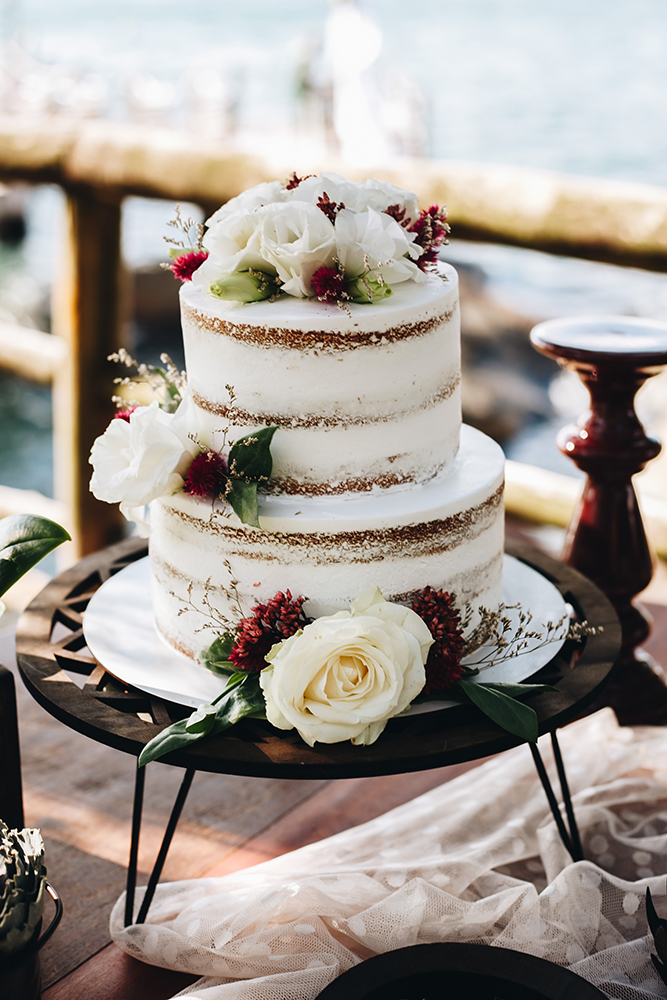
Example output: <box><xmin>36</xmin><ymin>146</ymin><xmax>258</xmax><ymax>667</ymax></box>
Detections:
<box><xmin>90</xmin><ymin>173</ymin><xmax>505</xmax><ymax>664</ymax></box>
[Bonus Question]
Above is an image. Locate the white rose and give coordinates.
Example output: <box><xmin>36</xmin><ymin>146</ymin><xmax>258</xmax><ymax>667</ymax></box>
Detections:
<box><xmin>260</xmin><ymin>588</ymin><xmax>432</xmax><ymax>747</ymax></box>
<box><xmin>195</xmin><ymin>210</ymin><xmax>270</xmax><ymax>288</ymax></box>
<box><xmin>205</xmin><ymin>180</ymin><xmax>287</xmax><ymax>228</ymax></box>
<box><xmin>286</xmin><ymin>172</ymin><xmax>362</xmax><ymax>211</ymax></box>
<box><xmin>258</xmin><ymin>201</ymin><xmax>337</xmax><ymax>298</ymax></box>
<box><xmin>334</xmin><ymin>207</ymin><xmax>424</xmax><ymax>285</ymax></box>
<box><xmin>358</xmin><ymin>178</ymin><xmax>419</xmax><ymax>222</ymax></box>
<box><xmin>89</xmin><ymin>399</ymin><xmax>197</xmax><ymax>524</ymax></box>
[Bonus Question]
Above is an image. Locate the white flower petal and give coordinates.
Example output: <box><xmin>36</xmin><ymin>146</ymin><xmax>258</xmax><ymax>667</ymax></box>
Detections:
<box><xmin>259</xmin><ymin>593</ymin><xmax>428</xmax><ymax>746</ymax></box>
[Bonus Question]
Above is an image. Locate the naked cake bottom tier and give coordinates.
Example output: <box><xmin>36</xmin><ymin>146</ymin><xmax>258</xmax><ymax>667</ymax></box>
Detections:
<box><xmin>149</xmin><ymin>425</ymin><xmax>505</xmax><ymax>660</ymax></box>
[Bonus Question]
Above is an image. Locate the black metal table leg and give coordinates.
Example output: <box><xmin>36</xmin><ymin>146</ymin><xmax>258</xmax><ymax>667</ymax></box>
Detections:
<box><xmin>136</xmin><ymin>767</ymin><xmax>196</xmax><ymax>925</ymax></box>
<box><xmin>124</xmin><ymin>764</ymin><xmax>196</xmax><ymax>926</ymax></box>
<box><xmin>125</xmin><ymin>761</ymin><xmax>146</xmax><ymax>926</ymax></box>
<box><xmin>550</xmin><ymin>730</ymin><xmax>584</xmax><ymax>861</ymax></box>
<box><xmin>529</xmin><ymin>731</ymin><xmax>584</xmax><ymax>863</ymax></box>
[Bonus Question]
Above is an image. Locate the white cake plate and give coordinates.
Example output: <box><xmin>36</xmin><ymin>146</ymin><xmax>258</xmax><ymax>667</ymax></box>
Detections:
<box><xmin>82</xmin><ymin>555</ymin><xmax>569</xmax><ymax>714</ymax></box>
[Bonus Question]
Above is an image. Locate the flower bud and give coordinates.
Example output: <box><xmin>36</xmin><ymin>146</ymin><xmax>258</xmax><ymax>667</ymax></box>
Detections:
<box><xmin>209</xmin><ymin>270</ymin><xmax>278</xmax><ymax>303</ymax></box>
<box><xmin>345</xmin><ymin>274</ymin><xmax>393</xmax><ymax>304</ymax></box>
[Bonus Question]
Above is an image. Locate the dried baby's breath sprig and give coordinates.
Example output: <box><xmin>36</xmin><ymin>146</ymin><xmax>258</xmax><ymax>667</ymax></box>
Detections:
<box><xmin>463</xmin><ymin>603</ymin><xmax>600</xmax><ymax>671</ymax></box>
<box><xmin>164</xmin><ymin>203</ymin><xmax>205</xmax><ymax>253</ymax></box>
<box><xmin>108</xmin><ymin>348</ymin><xmax>186</xmax><ymax>413</ymax></box>
<box><xmin>176</xmin><ymin>563</ymin><xmax>245</xmax><ymax>636</ymax></box>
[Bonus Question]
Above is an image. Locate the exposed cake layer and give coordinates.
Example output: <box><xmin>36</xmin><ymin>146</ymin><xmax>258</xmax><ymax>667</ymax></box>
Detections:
<box><xmin>150</xmin><ymin>425</ymin><xmax>504</xmax><ymax>660</ymax></box>
<box><xmin>181</xmin><ymin>264</ymin><xmax>460</xmax><ymax>495</ymax></box>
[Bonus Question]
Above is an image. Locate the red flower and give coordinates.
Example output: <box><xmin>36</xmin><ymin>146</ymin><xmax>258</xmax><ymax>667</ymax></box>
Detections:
<box><xmin>285</xmin><ymin>171</ymin><xmax>314</xmax><ymax>190</ymax></box>
<box><xmin>311</xmin><ymin>265</ymin><xmax>347</xmax><ymax>303</ymax></box>
<box><xmin>113</xmin><ymin>406</ymin><xmax>137</xmax><ymax>422</ymax></box>
<box><xmin>385</xmin><ymin>203</ymin><xmax>408</xmax><ymax>226</ymax></box>
<box><xmin>229</xmin><ymin>591</ymin><xmax>311</xmax><ymax>672</ymax></box>
<box><xmin>169</xmin><ymin>250</ymin><xmax>209</xmax><ymax>282</ymax></box>
<box><xmin>411</xmin><ymin>586</ymin><xmax>465</xmax><ymax>694</ymax></box>
<box><xmin>317</xmin><ymin>192</ymin><xmax>345</xmax><ymax>223</ymax></box>
<box><xmin>183</xmin><ymin>450</ymin><xmax>227</xmax><ymax>498</ymax></box>
<box><xmin>409</xmin><ymin>206</ymin><xmax>450</xmax><ymax>270</ymax></box>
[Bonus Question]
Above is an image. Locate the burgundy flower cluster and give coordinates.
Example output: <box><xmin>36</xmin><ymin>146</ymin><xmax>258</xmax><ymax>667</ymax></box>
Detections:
<box><xmin>285</xmin><ymin>171</ymin><xmax>314</xmax><ymax>190</ymax></box>
<box><xmin>183</xmin><ymin>450</ymin><xmax>227</xmax><ymax>498</ymax></box>
<box><xmin>409</xmin><ymin>205</ymin><xmax>450</xmax><ymax>270</ymax></box>
<box><xmin>113</xmin><ymin>406</ymin><xmax>137</xmax><ymax>422</ymax></box>
<box><xmin>311</xmin><ymin>265</ymin><xmax>347</xmax><ymax>304</ymax></box>
<box><xmin>169</xmin><ymin>250</ymin><xmax>210</xmax><ymax>283</ymax></box>
<box><xmin>387</xmin><ymin>202</ymin><xmax>450</xmax><ymax>271</ymax></box>
<box><xmin>316</xmin><ymin>192</ymin><xmax>346</xmax><ymax>223</ymax></box>
<box><xmin>411</xmin><ymin>586</ymin><xmax>465</xmax><ymax>695</ymax></box>
<box><xmin>229</xmin><ymin>591</ymin><xmax>312</xmax><ymax>672</ymax></box>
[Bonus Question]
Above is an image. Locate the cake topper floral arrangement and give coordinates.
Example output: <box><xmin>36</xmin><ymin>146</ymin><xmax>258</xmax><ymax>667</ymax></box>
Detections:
<box><xmin>166</xmin><ymin>172</ymin><xmax>450</xmax><ymax>305</ymax></box>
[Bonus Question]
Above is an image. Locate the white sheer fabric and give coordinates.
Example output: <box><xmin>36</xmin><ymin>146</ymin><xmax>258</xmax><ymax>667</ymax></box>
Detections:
<box><xmin>111</xmin><ymin>710</ymin><xmax>667</xmax><ymax>1000</ymax></box>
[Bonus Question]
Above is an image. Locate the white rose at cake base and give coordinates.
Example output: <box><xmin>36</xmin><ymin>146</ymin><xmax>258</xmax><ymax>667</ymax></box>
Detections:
<box><xmin>89</xmin><ymin>171</ymin><xmax>508</xmax><ymax>748</ymax></box>
<box><xmin>261</xmin><ymin>589</ymin><xmax>433</xmax><ymax>746</ymax></box>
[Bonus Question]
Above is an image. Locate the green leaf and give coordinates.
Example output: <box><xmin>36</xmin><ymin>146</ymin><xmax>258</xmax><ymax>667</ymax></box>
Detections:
<box><xmin>228</xmin><ymin>426</ymin><xmax>278</xmax><ymax>482</ymax></box>
<box><xmin>452</xmin><ymin>679</ymin><xmax>547</xmax><ymax>743</ymax></box>
<box><xmin>138</xmin><ymin>672</ymin><xmax>265</xmax><ymax>767</ymax></box>
<box><xmin>200</xmin><ymin>632</ymin><xmax>238</xmax><ymax>676</ymax></box>
<box><xmin>226</xmin><ymin>478</ymin><xmax>260</xmax><ymax>528</ymax></box>
<box><xmin>0</xmin><ymin>515</ymin><xmax>70</xmax><ymax>599</ymax></box>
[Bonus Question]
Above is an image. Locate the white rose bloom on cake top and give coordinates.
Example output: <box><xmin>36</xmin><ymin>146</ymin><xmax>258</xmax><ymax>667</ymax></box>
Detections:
<box><xmin>189</xmin><ymin>170</ymin><xmax>447</xmax><ymax>303</ymax></box>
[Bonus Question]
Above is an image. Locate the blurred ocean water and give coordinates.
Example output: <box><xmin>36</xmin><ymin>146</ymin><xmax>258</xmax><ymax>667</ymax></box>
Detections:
<box><xmin>7</xmin><ymin>0</ymin><xmax>667</xmax><ymax>182</ymax></box>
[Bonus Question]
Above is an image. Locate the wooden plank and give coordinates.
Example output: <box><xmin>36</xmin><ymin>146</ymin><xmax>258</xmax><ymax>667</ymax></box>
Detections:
<box><xmin>1</xmin><ymin>118</ymin><xmax>667</xmax><ymax>271</ymax></box>
<box><xmin>50</xmin><ymin>185</ymin><xmax>126</xmax><ymax>559</ymax></box>
<box><xmin>0</xmin><ymin>321</ymin><xmax>67</xmax><ymax>383</ymax></box>
<box><xmin>0</xmin><ymin>484</ymin><xmax>66</xmax><ymax>522</ymax></box>
<box><xmin>42</xmin><ymin>946</ymin><xmax>198</xmax><ymax>1000</ymax></box>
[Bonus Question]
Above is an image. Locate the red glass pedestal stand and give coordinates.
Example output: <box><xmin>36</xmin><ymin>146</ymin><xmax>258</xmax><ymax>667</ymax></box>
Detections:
<box><xmin>531</xmin><ymin>316</ymin><xmax>667</xmax><ymax>725</ymax></box>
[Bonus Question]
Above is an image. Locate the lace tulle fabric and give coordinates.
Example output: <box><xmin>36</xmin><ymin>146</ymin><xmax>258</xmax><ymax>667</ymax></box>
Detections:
<box><xmin>111</xmin><ymin>710</ymin><xmax>667</xmax><ymax>999</ymax></box>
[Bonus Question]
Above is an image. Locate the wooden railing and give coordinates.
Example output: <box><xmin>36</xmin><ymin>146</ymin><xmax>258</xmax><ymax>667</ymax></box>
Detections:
<box><xmin>2</xmin><ymin>116</ymin><xmax>667</xmax><ymax>560</ymax></box>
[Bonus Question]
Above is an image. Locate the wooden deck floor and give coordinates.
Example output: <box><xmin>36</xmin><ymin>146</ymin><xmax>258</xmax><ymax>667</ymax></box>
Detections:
<box><xmin>3</xmin><ymin>520</ymin><xmax>667</xmax><ymax>999</ymax></box>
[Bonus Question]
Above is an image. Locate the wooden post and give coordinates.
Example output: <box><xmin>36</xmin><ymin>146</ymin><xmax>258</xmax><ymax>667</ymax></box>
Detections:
<box><xmin>52</xmin><ymin>185</ymin><xmax>126</xmax><ymax>559</ymax></box>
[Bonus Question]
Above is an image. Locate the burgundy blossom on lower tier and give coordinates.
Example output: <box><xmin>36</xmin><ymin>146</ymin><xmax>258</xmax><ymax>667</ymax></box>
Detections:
<box><xmin>411</xmin><ymin>586</ymin><xmax>465</xmax><ymax>694</ymax></box>
<box><xmin>229</xmin><ymin>591</ymin><xmax>311</xmax><ymax>673</ymax></box>
<box><xmin>311</xmin><ymin>265</ymin><xmax>347</xmax><ymax>303</ymax></box>
<box><xmin>183</xmin><ymin>450</ymin><xmax>227</xmax><ymax>498</ymax></box>
<box><xmin>170</xmin><ymin>250</ymin><xmax>209</xmax><ymax>282</ymax></box>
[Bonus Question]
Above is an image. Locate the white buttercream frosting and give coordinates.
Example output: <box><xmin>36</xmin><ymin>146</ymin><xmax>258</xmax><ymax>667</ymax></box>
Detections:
<box><xmin>150</xmin><ymin>426</ymin><xmax>505</xmax><ymax>659</ymax></box>
<box><xmin>180</xmin><ymin>263</ymin><xmax>461</xmax><ymax>495</ymax></box>
<box><xmin>150</xmin><ymin>260</ymin><xmax>505</xmax><ymax>660</ymax></box>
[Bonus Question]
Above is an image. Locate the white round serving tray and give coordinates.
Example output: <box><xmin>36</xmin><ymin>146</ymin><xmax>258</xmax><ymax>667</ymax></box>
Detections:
<box><xmin>82</xmin><ymin>555</ymin><xmax>568</xmax><ymax>712</ymax></box>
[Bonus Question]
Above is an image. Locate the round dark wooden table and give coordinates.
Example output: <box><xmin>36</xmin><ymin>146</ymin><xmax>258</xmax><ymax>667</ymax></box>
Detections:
<box><xmin>15</xmin><ymin>536</ymin><xmax>621</xmax><ymax>924</ymax></box>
